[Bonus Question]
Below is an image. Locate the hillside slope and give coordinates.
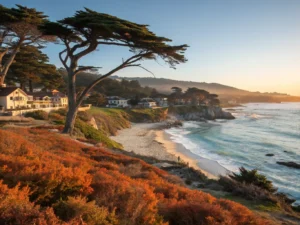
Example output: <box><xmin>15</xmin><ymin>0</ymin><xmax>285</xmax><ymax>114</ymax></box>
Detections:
<box><xmin>0</xmin><ymin>127</ymin><xmax>271</xmax><ymax>225</ymax></box>
<box><xmin>116</xmin><ymin>77</ymin><xmax>300</xmax><ymax>102</ymax></box>
<box><xmin>118</xmin><ymin>76</ymin><xmax>247</xmax><ymax>95</ymax></box>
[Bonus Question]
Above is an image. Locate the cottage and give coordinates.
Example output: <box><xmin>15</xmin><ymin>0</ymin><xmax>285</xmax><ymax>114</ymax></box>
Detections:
<box><xmin>153</xmin><ymin>97</ymin><xmax>168</xmax><ymax>107</ymax></box>
<box><xmin>106</xmin><ymin>96</ymin><xmax>129</xmax><ymax>108</ymax></box>
<box><xmin>138</xmin><ymin>98</ymin><xmax>157</xmax><ymax>108</ymax></box>
<box><xmin>0</xmin><ymin>87</ymin><xmax>30</xmax><ymax>110</ymax></box>
<box><xmin>27</xmin><ymin>89</ymin><xmax>68</xmax><ymax>108</ymax></box>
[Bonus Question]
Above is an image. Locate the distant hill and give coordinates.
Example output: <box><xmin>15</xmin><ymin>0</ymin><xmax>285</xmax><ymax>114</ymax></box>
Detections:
<box><xmin>113</xmin><ymin>76</ymin><xmax>249</xmax><ymax>95</ymax></box>
<box><xmin>112</xmin><ymin>76</ymin><xmax>300</xmax><ymax>103</ymax></box>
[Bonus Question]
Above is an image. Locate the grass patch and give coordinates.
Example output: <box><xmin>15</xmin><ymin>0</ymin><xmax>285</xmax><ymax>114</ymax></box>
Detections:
<box><xmin>74</xmin><ymin>119</ymin><xmax>123</xmax><ymax>149</ymax></box>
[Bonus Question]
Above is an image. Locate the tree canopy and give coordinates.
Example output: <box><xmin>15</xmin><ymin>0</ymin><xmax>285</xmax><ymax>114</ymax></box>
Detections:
<box><xmin>6</xmin><ymin>45</ymin><xmax>62</xmax><ymax>91</ymax></box>
<box><xmin>41</xmin><ymin>8</ymin><xmax>188</xmax><ymax>133</ymax></box>
<box><xmin>0</xmin><ymin>4</ymin><xmax>50</xmax><ymax>85</ymax></box>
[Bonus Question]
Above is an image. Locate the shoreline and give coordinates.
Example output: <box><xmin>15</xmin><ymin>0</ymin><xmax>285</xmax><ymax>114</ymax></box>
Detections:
<box><xmin>111</xmin><ymin>122</ymin><xmax>229</xmax><ymax>180</ymax></box>
<box><xmin>157</xmin><ymin>129</ymin><xmax>229</xmax><ymax>179</ymax></box>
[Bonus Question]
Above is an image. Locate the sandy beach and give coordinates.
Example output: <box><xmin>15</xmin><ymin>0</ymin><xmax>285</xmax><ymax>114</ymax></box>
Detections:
<box><xmin>111</xmin><ymin>122</ymin><xmax>229</xmax><ymax>179</ymax></box>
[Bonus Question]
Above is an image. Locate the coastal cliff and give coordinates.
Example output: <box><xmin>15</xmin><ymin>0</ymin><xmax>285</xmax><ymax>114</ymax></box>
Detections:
<box><xmin>168</xmin><ymin>105</ymin><xmax>235</xmax><ymax>121</ymax></box>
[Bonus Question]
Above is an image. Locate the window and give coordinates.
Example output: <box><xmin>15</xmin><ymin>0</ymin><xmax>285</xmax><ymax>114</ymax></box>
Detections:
<box><xmin>10</xmin><ymin>97</ymin><xmax>13</xmax><ymax>100</ymax></box>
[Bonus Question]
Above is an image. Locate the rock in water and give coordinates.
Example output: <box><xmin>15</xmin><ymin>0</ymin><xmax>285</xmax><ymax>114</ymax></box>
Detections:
<box><xmin>277</xmin><ymin>161</ymin><xmax>300</xmax><ymax>169</ymax></box>
<box><xmin>265</xmin><ymin>154</ymin><xmax>274</xmax><ymax>157</ymax></box>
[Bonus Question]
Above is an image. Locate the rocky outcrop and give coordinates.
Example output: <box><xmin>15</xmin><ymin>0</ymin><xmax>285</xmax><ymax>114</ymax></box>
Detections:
<box><xmin>88</xmin><ymin>116</ymin><xmax>99</xmax><ymax>130</ymax></box>
<box><xmin>277</xmin><ymin>161</ymin><xmax>300</xmax><ymax>169</ymax></box>
<box><xmin>169</xmin><ymin>106</ymin><xmax>235</xmax><ymax>121</ymax></box>
<box><xmin>208</xmin><ymin>107</ymin><xmax>235</xmax><ymax>120</ymax></box>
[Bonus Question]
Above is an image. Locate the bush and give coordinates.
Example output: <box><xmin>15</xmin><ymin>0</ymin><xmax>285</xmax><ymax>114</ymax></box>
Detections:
<box><xmin>55</xmin><ymin>108</ymin><xmax>68</xmax><ymax>116</ymax></box>
<box><xmin>229</xmin><ymin>167</ymin><xmax>277</xmax><ymax>193</ymax></box>
<box><xmin>24</xmin><ymin>110</ymin><xmax>48</xmax><ymax>120</ymax></box>
<box><xmin>54</xmin><ymin>196</ymin><xmax>118</xmax><ymax>224</ymax></box>
<box><xmin>77</xmin><ymin>111</ymin><xmax>93</xmax><ymax>122</ymax></box>
<box><xmin>0</xmin><ymin>128</ymin><xmax>272</xmax><ymax>225</ymax></box>
<box><xmin>0</xmin><ymin>181</ymin><xmax>61</xmax><ymax>224</ymax></box>
<box><xmin>48</xmin><ymin>112</ymin><xmax>65</xmax><ymax>124</ymax></box>
<box><xmin>74</xmin><ymin>119</ymin><xmax>123</xmax><ymax>149</ymax></box>
<box><xmin>219</xmin><ymin>176</ymin><xmax>276</xmax><ymax>202</ymax></box>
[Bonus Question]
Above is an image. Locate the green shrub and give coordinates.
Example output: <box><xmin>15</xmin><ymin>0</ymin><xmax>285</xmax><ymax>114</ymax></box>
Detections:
<box><xmin>229</xmin><ymin>167</ymin><xmax>277</xmax><ymax>193</ymax></box>
<box><xmin>25</xmin><ymin>110</ymin><xmax>48</xmax><ymax>120</ymax></box>
<box><xmin>48</xmin><ymin>111</ymin><xmax>65</xmax><ymax>124</ymax></box>
<box><xmin>219</xmin><ymin>176</ymin><xmax>276</xmax><ymax>202</ymax></box>
<box><xmin>128</xmin><ymin>108</ymin><xmax>168</xmax><ymax>123</ymax></box>
<box><xmin>55</xmin><ymin>108</ymin><xmax>67</xmax><ymax>116</ymax></box>
<box><xmin>74</xmin><ymin>120</ymin><xmax>123</xmax><ymax>149</ymax></box>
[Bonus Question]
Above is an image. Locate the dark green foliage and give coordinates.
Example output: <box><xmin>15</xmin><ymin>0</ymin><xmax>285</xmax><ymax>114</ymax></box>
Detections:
<box><xmin>219</xmin><ymin>176</ymin><xmax>277</xmax><ymax>202</ymax></box>
<box><xmin>128</xmin><ymin>108</ymin><xmax>168</xmax><ymax>123</ymax></box>
<box><xmin>85</xmin><ymin>92</ymin><xmax>107</xmax><ymax>107</ymax></box>
<box><xmin>6</xmin><ymin>46</ymin><xmax>63</xmax><ymax>91</ymax></box>
<box><xmin>24</xmin><ymin>110</ymin><xmax>48</xmax><ymax>120</ymax></box>
<box><xmin>0</xmin><ymin>4</ymin><xmax>50</xmax><ymax>85</ymax></box>
<box><xmin>184</xmin><ymin>88</ymin><xmax>210</xmax><ymax>105</ymax></box>
<box><xmin>292</xmin><ymin>205</ymin><xmax>300</xmax><ymax>212</ymax></box>
<box><xmin>229</xmin><ymin>167</ymin><xmax>277</xmax><ymax>193</ymax></box>
<box><xmin>74</xmin><ymin>73</ymin><xmax>158</xmax><ymax>100</ymax></box>
<box><xmin>43</xmin><ymin>8</ymin><xmax>188</xmax><ymax>68</ymax></box>
<box><xmin>48</xmin><ymin>111</ymin><xmax>65</xmax><ymax>124</ymax></box>
<box><xmin>168</xmin><ymin>105</ymin><xmax>206</xmax><ymax>115</ymax></box>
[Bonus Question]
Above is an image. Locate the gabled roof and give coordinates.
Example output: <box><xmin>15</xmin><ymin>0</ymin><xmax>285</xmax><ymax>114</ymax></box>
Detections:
<box><xmin>0</xmin><ymin>87</ymin><xmax>27</xmax><ymax>97</ymax></box>
<box><xmin>26</xmin><ymin>91</ymin><xmax>67</xmax><ymax>98</ymax></box>
<box><xmin>140</xmin><ymin>98</ymin><xmax>156</xmax><ymax>103</ymax></box>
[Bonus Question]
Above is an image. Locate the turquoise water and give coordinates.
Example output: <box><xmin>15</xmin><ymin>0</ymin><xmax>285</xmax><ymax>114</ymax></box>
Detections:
<box><xmin>166</xmin><ymin>103</ymin><xmax>300</xmax><ymax>204</ymax></box>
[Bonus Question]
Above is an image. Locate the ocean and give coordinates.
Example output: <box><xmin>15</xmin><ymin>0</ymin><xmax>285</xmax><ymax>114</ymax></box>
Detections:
<box><xmin>165</xmin><ymin>102</ymin><xmax>300</xmax><ymax>204</ymax></box>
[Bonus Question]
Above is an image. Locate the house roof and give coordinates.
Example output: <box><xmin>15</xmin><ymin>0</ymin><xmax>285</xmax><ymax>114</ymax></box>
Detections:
<box><xmin>140</xmin><ymin>98</ymin><xmax>156</xmax><ymax>103</ymax></box>
<box><xmin>27</xmin><ymin>91</ymin><xmax>67</xmax><ymax>98</ymax></box>
<box><xmin>106</xmin><ymin>96</ymin><xmax>127</xmax><ymax>100</ymax></box>
<box><xmin>0</xmin><ymin>87</ymin><xmax>27</xmax><ymax>97</ymax></box>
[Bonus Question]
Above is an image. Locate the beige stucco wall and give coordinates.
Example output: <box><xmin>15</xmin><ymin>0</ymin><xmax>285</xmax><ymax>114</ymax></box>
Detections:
<box><xmin>60</xmin><ymin>97</ymin><xmax>68</xmax><ymax>106</ymax></box>
<box><xmin>3</xmin><ymin>90</ymin><xmax>29</xmax><ymax>110</ymax></box>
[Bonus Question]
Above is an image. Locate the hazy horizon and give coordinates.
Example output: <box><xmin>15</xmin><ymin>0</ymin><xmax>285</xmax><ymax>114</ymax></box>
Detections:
<box><xmin>2</xmin><ymin>0</ymin><xmax>300</xmax><ymax>95</ymax></box>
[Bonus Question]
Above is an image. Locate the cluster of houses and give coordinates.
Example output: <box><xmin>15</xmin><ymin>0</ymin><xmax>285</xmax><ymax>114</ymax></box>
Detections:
<box><xmin>106</xmin><ymin>96</ymin><xmax>168</xmax><ymax>108</ymax></box>
<box><xmin>0</xmin><ymin>86</ymin><xmax>168</xmax><ymax>116</ymax></box>
<box><xmin>0</xmin><ymin>86</ymin><xmax>68</xmax><ymax>114</ymax></box>
<box><xmin>0</xmin><ymin>85</ymin><xmax>221</xmax><ymax>114</ymax></box>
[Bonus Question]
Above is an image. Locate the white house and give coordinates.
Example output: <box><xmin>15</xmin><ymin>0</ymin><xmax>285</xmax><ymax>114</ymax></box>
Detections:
<box><xmin>28</xmin><ymin>89</ymin><xmax>68</xmax><ymax>108</ymax></box>
<box><xmin>0</xmin><ymin>87</ymin><xmax>30</xmax><ymax>110</ymax></box>
<box><xmin>138</xmin><ymin>98</ymin><xmax>157</xmax><ymax>108</ymax></box>
<box><xmin>106</xmin><ymin>96</ymin><xmax>129</xmax><ymax>108</ymax></box>
<box><xmin>153</xmin><ymin>97</ymin><xmax>168</xmax><ymax>107</ymax></box>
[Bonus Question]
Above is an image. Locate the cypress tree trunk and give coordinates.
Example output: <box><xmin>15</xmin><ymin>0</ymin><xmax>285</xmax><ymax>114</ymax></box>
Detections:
<box><xmin>63</xmin><ymin>71</ymin><xmax>77</xmax><ymax>134</ymax></box>
<box><xmin>0</xmin><ymin>43</ymin><xmax>21</xmax><ymax>86</ymax></box>
<box><xmin>63</xmin><ymin>103</ymin><xmax>78</xmax><ymax>134</ymax></box>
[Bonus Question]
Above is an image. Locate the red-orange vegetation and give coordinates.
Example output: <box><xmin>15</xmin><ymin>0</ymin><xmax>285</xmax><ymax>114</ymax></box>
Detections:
<box><xmin>0</xmin><ymin>127</ymin><xmax>272</xmax><ymax>225</ymax></box>
<box><xmin>0</xmin><ymin>181</ymin><xmax>61</xmax><ymax>225</ymax></box>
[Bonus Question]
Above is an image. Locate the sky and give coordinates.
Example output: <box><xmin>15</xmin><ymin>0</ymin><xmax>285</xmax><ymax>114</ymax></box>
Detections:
<box><xmin>2</xmin><ymin>0</ymin><xmax>300</xmax><ymax>95</ymax></box>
